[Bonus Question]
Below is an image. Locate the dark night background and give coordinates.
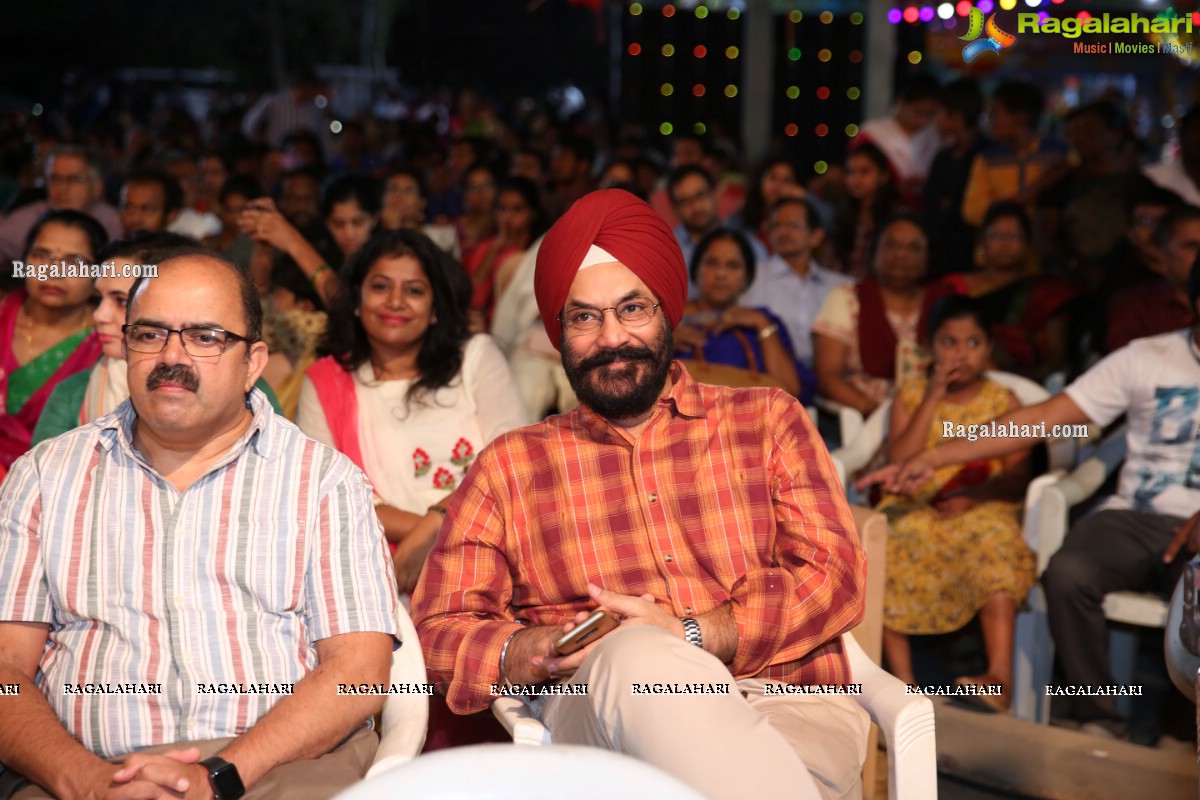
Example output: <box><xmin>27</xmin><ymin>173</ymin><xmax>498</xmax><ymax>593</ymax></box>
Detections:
<box><xmin>0</xmin><ymin>0</ymin><xmax>609</xmax><ymax>100</ymax></box>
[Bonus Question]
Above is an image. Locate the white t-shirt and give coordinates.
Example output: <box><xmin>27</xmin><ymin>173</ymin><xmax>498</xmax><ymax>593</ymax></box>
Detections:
<box><xmin>1064</xmin><ymin>328</ymin><xmax>1200</xmax><ymax>518</ymax></box>
<box><xmin>297</xmin><ymin>334</ymin><xmax>530</xmax><ymax>514</ymax></box>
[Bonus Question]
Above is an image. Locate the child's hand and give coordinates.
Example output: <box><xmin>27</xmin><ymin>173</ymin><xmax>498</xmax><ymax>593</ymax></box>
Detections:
<box><xmin>929</xmin><ymin>359</ymin><xmax>966</xmax><ymax>397</ymax></box>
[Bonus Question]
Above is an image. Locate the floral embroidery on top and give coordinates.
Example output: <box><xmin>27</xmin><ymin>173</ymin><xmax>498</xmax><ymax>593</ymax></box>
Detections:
<box><xmin>413</xmin><ymin>448</ymin><xmax>432</xmax><ymax>478</ymax></box>
<box><xmin>451</xmin><ymin>437</ymin><xmax>475</xmax><ymax>470</ymax></box>
<box><xmin>432</xmin><ymin>466</ymin><xmax>457</xmax><ymax>490</ymax></box>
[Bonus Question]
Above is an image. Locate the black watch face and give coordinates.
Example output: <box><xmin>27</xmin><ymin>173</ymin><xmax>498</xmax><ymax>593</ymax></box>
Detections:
<box><xmin>206</xmin><ymin>759</ymin><xmax>245</xmax><ymax>800</ymax></box>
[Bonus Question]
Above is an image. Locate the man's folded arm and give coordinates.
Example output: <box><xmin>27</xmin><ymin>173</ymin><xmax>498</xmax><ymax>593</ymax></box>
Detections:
<box><xmin>0</xmin><ymin>621</ymin><xmax>118</xmax><ymax>799</ymax></box>
<box><xmin>728</xmin><ymin>393</ymin><xmax>866</xmax><ymax>678</ymax></box>
<box><xmin>216</xmin><ymin>631</ymin><xmax>393</xmax><ymax>789</ymax></box>
<box><xmin>412</xmin><ymin>457</ymin><xmax>524</xmax><ymax>714</ymax></box>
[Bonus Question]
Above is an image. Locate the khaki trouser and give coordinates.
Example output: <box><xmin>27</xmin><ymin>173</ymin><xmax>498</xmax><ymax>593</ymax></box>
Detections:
<box><xmin>12</xmin><ymin>725</ymin><xmax>377</xmax><ymax>800</ymax></box>
<box><xmin>533</xmin><ymin>625</ymin><xmax>870</xmax><ymax>800</ymax></box>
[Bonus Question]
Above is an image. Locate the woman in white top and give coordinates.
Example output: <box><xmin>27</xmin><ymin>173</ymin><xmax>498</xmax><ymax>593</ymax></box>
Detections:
<box><xmin>298</xmin><ymin>229</ymin><xmax>528</xmax><ymax>591</ymax></box>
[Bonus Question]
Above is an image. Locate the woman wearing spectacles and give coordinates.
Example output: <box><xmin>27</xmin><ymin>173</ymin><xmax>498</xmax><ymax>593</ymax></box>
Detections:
<box><xmin>932</xmin><ymin>202</ymin><xmax>1078</xmax><ymax>384</ymax></box>
<box><xmin>32</xmin><ymin>233</ymin><xmax>283</xmax><ymax>445</ymax></box>
<box><xmin>298</xmin><ymin>229</ymin><xmax>528</xmax><ymax>592</ymax></box>
<box><xmin>378</xmin><ymin>167</ymin><xmax>461</xmax><ymax>259</ymax></box>
<box><xmin>0</xmin><ymin>210</ymin><xmax>106</xmax><ymax>467</ymax></box>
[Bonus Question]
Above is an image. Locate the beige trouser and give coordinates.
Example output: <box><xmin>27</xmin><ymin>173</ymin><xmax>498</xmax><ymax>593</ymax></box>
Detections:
<box><xmin>534</xmin><ymin>625</ymin><xmax>870</xmax><ymax>800</ymax></box>
<box><xmin>12</xmin><ymin>725</ymin><xmax>377</xmax><ymax>800</ymax></box>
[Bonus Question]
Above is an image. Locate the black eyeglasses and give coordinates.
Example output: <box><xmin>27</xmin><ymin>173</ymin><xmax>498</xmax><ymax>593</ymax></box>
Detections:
<box><xmin>122</xmin><ymin>324</ymin><xmax>253</xmax><ymax>357</ymax></box>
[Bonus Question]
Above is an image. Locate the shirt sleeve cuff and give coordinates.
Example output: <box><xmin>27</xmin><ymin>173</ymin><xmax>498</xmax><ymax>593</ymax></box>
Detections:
<box><xmin>727</xmin><ymin>568</ymin><xmax>794</xmax><ymax>678</ymax></box>
<box><xmin>445</xmin><ymin>621</ymin><xmax>528</xmax><ymax>715</ymax></box>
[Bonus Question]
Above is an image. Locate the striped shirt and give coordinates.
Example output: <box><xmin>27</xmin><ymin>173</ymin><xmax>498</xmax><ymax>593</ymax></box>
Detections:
<box><xmin>0</xmin><ymin>390</ymin><xmax>399</xmax><ymax>757</ymax></box>
<box><xmin>413</xmin><ymin>363</ymin><xmax>866</xmax><ymax>714</ymax></box>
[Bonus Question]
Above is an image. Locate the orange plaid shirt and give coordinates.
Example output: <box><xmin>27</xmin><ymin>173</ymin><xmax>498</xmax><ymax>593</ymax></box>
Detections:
<box><xmin>412</xmin><ymin>363</ymin><xmax>866</xmax><ymax>713</ymax></box>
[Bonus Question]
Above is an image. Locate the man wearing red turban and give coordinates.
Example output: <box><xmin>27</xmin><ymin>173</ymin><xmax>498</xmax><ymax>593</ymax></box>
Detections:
<box><xmin>414</xmin><ymin>189</ymin><xmax>869</xmax><ymax>800</ymax></box>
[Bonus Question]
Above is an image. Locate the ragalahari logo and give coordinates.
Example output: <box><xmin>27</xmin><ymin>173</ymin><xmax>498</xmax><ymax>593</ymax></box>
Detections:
<box><xmin>961</xmin><ymin>8</ymin><xmax>1017</xmax><ymax>62</ymax></box>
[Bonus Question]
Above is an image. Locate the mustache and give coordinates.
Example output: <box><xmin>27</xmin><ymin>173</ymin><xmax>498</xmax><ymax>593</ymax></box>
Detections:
<box><xmin>146</xmin><ymin>364</ymin><xmax>200</xmax><ymax>392</ymax></box>
<box><xmin>579</xmin><ymin>344</ymin><xmax>657</xmax><ymax>372</ymax></box>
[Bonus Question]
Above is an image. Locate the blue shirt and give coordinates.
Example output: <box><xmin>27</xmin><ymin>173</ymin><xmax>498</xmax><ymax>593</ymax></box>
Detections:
<box><xmin>741</xmin><ymin>256</ymin><xmax>852</xmax><ymax>366</ymax></box>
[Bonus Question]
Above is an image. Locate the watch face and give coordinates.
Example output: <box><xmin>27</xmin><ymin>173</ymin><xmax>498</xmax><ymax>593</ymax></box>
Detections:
<box><xmin>203</xmin><ymin>758</ymin><xmax>245</xmax><ymax>800</ymax></box>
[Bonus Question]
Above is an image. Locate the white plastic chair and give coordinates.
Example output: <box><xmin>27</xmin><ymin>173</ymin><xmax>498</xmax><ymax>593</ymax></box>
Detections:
<box><xmin>334</xmin><ymin>743</ymin><xmax>708</xmax><ymax>800</ymax></box>
<box><xmin>830</xmin><ymin>370</ymin><xmax>1076</xmax><ymax>496</ymax></box>
<box><xmin>1011</xmin><ymin>423</ymin><xmax>1171</xmax><ymax>723</ymax></box>
<box><xmin>492</xmin><ymin>506</ymin><xmax>938</xmax><ymax>800</ymax></box>
<box><xmin>365</xmin><ymin>604</ymin><xmax>430</xmax><ymax>777</ymax></box>
<box><xmin>490</xmin><ymin>634</ymin><xmax>935</xmax><ymax>800</ymax></box>
<box><xmin>819</xmin><ymin>369</ymin><xmax>1071</xmax><ymax>454</ymax></box>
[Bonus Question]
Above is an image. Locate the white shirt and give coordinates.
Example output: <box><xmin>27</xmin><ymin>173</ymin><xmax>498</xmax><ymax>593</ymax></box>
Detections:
<box><xmin>1065</xmin><ymin>328</ymin><xmax>1200</xmax><ymax>519</ymax></box>
<box><xmin>858</xmin><ymin>117</ymin><xmax>941</xmax><ymax>184</ymax></box>
<box><xmin>167</xmin><ymin>208</ymin><xmax>222</xmax><ymax>240</ymax></box>
<box><xmin>1143</xmin><ymin>159</ymin><xmax>1200</xmax><ymax>207</ymax></box>
<box><xmin>741</xmin><ymin>256</ymin><xmax>852</xmax><ymax>366</ymax></box>
<box><xmin>297</xmin><ymin>334</ymin><xmax>530</xmax><ymax>514</ymax></box>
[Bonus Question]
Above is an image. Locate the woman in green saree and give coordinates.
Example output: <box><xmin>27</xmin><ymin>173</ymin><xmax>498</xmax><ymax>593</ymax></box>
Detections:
<box><xmin>0</xmin><ymin>210</ymin><xmax>106</xmax><ymax>467</ymax></box>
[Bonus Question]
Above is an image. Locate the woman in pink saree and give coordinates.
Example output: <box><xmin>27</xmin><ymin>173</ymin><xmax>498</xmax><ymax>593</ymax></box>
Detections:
<box><xmin>0</xmin><ymin>210</ymin><xmax>106</xmax><ymax>467</ymax></box>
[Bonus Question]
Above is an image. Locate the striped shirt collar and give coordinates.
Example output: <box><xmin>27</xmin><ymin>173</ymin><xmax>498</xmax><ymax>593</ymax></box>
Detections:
<box><xmin>98</xmin><ymin>388</ymin><xmax>279</xmax><ymax>462</ymax></box>
<box><xmin>573</xmin><ymin>361</ymin><xmax>706</xmax><ymax>443</ymax></box>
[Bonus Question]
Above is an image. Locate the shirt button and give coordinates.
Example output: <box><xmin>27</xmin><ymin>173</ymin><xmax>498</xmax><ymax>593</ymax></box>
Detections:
<box><xmin>649</xmin><ymin>493</ymin><xmax>658</xmax><ymax>503</ymax></box>
<box><xmin>664</xmin><ymin>554</ymin><xmax>673</xmax><ymax>562</ymax></box>
<box><xmin>685</xmin><ymin>607</ymin><xmax>693</xmax><ymax>615</ymax></box>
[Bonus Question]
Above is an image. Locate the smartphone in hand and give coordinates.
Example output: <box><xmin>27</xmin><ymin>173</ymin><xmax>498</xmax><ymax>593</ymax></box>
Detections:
<box><xmin>553</xmin><ymin>609</ymin><xmax>619</xmax><ymax>655</ymax></box>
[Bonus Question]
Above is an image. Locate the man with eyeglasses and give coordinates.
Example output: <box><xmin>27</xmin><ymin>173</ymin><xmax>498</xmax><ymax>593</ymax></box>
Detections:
<box><xmin>667</xmin><ymin>165</ymin><xmax>721</xmax><ymax>266</ymax></box>
<box><xmin>413</xmin><ymin>189</ymin><xmax>868</xmax><ymax>800</ymax></box>
<box><xmin>0</xmin><ymin>247</ymin><xmax>399</xmax><ymax>799</ymax></box>
<box><xmin>667</xmin><ymin>165</ymin><xmax>766</xmax><ymax>298</ymax></box>
<box><xmin>742</xmin><ymin>197</ymin><xmax>851</xmax><ymax>371</ymax></box>
<box><xmin>0</xmin><ymin>145</ymin><xmax>122</xmax><ymax>263</ymax></box>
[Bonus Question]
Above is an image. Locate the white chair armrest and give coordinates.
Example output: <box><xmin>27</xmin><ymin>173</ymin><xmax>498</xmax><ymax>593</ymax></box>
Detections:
<box><xmin>816</xmin><ymin>395</ymin><xmax>866</xmax><ymax>446</ymax></box>
<box><xmin>366</xmin><ymin>606</ymin><xmax>430</xmax><ymax>778</ymax></box>
<box><xmin>1055</xmin><ymin>457</ymin><xmax>1109</xmax><ymax>506</ymax></box>
<box><xmin>1022</xmin><ymin>470</ymin><xmax>1063</xmax><ymax>563</ymax></box>
<box><xmin>491</xmin><ymin>696</ymin><xmax>552</xmax><ymax>746</ymax></box>
<box><xmin>831</xmin><ymin>400</ymin><xmax>891</xmax><ymax>478</ymax></box>
<box><xmin>845</xmin><ymin>636</ymin><xmax>937</xmax><ymax>800</ymax></box>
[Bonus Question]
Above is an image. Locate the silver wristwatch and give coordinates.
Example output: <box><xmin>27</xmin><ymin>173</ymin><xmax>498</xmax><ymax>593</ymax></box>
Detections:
<box><xmin>680</xmin><ymin>616</ymin><xmax>703</xmax><ymax>648</ymax></box>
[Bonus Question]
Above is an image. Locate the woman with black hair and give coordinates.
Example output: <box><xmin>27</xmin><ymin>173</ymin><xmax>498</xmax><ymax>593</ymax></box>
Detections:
<box><xmin>298</xmin><ymin>229</ymin><xmax>528</xmax><ymax>591</ymax></box>
<box><xmin>673</xmin><ymin>227</ymin><xmax>804</xmax><ymax>399</ymax></box>
<box><xmin>0</xmin><ymin>209</ymin><xmax>106</xmax><ymax>467</ymax></box>
<box><xmin>935</xmin><ymin>202</ymin><xmax>1078</xmax><ymax>383</ymax></box>
<box><xmin>379</xmin><ymin>166</ymin><xmax>461</xmax><ymax>257</ymax></box>
<box><xmin>238</xmin><ymin>175</ymin><xmax>381</xmax><ymax>308</ymax></box>
<box><xmin>458</xmin><ymin>162</ymin><xmax>499</xmax><ymax>263</ymax></box>
<box><xmin>464</xmin><ymin>176</ymin><xmax>546</xmax><ymax>332</ymax></box>
<box><xmin>814</xmin><ymin>213</ymin><xmax>936</xmax><ymax>417</ymax></box>
<box><xmin>831</xmin><ymin>142</ymin><xmax>903</xmax><ymax>279</ymax></box>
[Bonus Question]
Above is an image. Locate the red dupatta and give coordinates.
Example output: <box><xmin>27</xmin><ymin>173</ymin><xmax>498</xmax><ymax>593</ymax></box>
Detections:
<box><xmin>856</xmin><ymin>277</ymin><xmax>937</xmax><ymax>380</ymax></box>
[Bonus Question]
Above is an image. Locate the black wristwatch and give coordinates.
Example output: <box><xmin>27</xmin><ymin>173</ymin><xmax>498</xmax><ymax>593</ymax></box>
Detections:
<box><xmin>200</xmin><ymin>757</ymin><xmax>245</xmax><ymax>800</ymax></box>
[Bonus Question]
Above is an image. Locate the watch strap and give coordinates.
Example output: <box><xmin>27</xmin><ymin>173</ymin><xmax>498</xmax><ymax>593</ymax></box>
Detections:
<box><xmin>680</xmin><ymin>616</ymin><xmax>703</xmax><ymax>648</ymax></box>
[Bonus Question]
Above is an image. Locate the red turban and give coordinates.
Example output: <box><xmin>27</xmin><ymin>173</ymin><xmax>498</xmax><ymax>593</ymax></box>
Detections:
<box><xmin>535</xmin><ymin>189</ymin><xmax>687</xmax><ymax>350</ymax></box>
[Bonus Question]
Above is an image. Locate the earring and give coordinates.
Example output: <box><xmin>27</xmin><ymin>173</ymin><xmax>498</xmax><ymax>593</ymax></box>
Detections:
<box><xmin>354</xmin><ymin>308</ymin><xmax>360</xmax><ymax>317</ymax></box>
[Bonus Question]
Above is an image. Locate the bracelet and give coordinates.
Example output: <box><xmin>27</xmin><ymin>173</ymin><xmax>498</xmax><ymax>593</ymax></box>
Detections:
<box><xmin>498</xmin><ymin>629</ymin><xmax>521</xmax><ymax>686</ymax></box>
<box><xmin>758</xmin><ymin>323</ymin><xmax>779</xmax><ymax>341</ymax></box>
<box><xmin>310</xmin><ymin>264</ymin><xmax>332</xmax><ymax>288</ymax></box>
